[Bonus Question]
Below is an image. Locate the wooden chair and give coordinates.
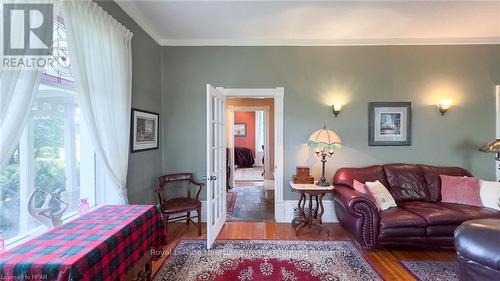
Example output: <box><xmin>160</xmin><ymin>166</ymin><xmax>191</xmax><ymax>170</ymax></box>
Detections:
<box><xmin>155</xmin><ymin>173</ymin><xmax>204</xmax><ymax>236</ymax></box>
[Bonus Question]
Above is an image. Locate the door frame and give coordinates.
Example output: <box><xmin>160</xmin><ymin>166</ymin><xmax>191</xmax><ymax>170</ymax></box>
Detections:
<box><xmin>217</xmin><ymin>87</ymin><xmax>285</xmax><ymax>222</ymax></box>
<box><xmin>227</xmin><ymin>105</ymin><xmax>271</xmax><ymax>187</ymax></box>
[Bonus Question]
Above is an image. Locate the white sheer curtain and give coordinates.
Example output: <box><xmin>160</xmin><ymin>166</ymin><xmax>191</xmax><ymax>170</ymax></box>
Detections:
<box><xmin>62</xmin><ymin>0</ymin><xmax>133</xmax><ymax>204</ymax></box>
<box><xmin>0</xmin><ymin>1</ymin><xmax>50</xmax><ymax>169</ymax></box>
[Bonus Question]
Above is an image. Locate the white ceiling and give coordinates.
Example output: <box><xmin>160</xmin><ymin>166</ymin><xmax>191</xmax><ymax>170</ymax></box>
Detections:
<box><xmin>115</xmin><ymin>0</ymin><xmax>500</xmax><ymax>46</ymax></box>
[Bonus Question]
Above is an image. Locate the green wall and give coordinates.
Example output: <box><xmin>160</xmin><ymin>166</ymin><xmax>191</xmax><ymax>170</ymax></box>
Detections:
<box><xmin>161</xmin><ymin>45</ymin><xmax>500</xmax><ymax>201</ymax></box>
<box><xmin>95</xmin><ymin>1</ymin><xmax>162</xmax><ymax>204</ymax></box>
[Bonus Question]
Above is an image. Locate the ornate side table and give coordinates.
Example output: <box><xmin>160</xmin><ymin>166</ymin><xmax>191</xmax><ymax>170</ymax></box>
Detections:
<box><xmin>290</xmin><ymin>181</ymin><xmax>335</xmax><ymax>236</ymax></box>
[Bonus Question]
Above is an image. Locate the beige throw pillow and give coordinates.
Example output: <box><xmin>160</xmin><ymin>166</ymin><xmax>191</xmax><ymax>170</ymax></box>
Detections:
<box><xmin>365</xmin><ymin>180</ymin><xmax>397</xmax><ymax>210</ymax></box>
<box><xmin>480</xmin><ymin>180</ymin><xmax>500</xmax><ymax>210</ymax></box>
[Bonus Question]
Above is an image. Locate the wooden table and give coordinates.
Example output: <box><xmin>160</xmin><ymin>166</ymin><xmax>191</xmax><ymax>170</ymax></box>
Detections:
<box><xmin>290</xmin><ymin>182</ymin><xmax>335</xmax><ymax>236</ymax></box>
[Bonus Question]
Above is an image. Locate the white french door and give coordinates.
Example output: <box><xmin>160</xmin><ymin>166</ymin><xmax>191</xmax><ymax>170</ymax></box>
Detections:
<box><xmin>206</xmin><ymin>84</ymin><xmax>227</xmax><ymax>249</ymax></box>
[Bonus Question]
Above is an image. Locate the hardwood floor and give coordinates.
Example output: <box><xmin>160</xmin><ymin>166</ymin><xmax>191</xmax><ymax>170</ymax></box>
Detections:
<box><xmin>152</xmin><ymin>222</ymin><xmax>456</xmax><ymax>281</ymax></box>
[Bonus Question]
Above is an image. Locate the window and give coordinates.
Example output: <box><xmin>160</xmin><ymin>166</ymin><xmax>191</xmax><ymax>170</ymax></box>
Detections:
<box><xmin>0</xmin><ymin>17</ymin><xmax>95</xmax><ymax>244</ymax></box>
<box><xmin>256</xmin><ymin>111</ymin><xmax>265</xmax><ymax>153</ymax></box>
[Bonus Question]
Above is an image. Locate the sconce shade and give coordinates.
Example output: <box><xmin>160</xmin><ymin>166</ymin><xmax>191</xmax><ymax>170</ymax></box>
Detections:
<box><xmin>438</xmin><ymin>99</ymin><xmax>452</xmax><ymax>115</ymax></box>
<box><xmin>308</xmin><ymin>126</ymin><xmax>342</xmax><ymax>149</ymax></box>
<box><xmin>479</xmin><ymin>139</ymin><xmax>500</xmax><ymax>153</ymax></box>
<box><xmin>332</xmin><ymin>103</ymin><xmax>342</xmax><ymax>117</ymax></box>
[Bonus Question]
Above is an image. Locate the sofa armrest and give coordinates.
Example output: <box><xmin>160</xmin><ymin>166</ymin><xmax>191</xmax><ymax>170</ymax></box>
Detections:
<box><xmin>334</xmin><ymin>185</ymin><xmax>379</xmax><ymax>215</ymax></box>
<box><xmin>334</xmin><ymin>185</ymin><xmax>380</xmax><ymax>249</ymax></box>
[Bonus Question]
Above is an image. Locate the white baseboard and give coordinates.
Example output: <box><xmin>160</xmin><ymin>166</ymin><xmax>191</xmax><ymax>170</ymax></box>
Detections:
<box><xmin>281</xmin><ymin>200</ymin><xmax>338</xmax><ymax>223</ymax></box>
<box><xmin>200</xmin><ymin>199</ymin><xmax>338</xmax><ymax>223</ymax></box>
<box><xmin>275</xmin><ymin>200</ymin><xmax>286</xmax><ymax>222</ymax></box>
<box><xmin>201</xmin><ymin>201</ymin><xmax>207</xmax><ymax>222</ymax></box>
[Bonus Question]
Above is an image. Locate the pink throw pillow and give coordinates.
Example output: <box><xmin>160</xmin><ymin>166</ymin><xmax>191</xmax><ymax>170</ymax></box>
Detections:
<box><xmin>440</xmin><ymin>175</ymin><xmax>483</xmax><ymax>207</ymax></box>
<box><xmin>353</xmin><ymin>180</ymin><xmax>377</xmax><ymax>205</ymax></box>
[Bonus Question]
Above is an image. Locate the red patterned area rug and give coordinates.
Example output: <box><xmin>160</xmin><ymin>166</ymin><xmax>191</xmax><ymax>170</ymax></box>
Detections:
<box><xmin>226</xmin><ymin>192</ymin><xmax>237</xmax><ymax>215</ymax></box>
<box><xmin>153</xmin><ymin>240</ymin><xmax>381</xmax><ymax>281</ymax></box>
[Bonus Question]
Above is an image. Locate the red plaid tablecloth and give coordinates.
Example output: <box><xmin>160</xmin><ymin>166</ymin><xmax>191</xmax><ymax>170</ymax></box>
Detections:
<box><xmin>0</xmin><ymin>205</ymin><xmax>167</xmax><ymax>281</ymax></box>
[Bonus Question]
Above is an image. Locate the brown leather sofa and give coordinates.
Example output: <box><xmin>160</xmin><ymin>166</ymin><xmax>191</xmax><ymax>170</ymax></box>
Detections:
<box><xmin>333</xmin><ymin>163</ymin><xmax>500</xmax><ymax>249</ymax></box>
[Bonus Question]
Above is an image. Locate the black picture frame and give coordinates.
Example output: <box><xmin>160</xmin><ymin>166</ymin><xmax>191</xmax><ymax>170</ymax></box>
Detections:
<box><xmin>369</xmin><ymin>102</ymin><xmax>412</xmax><ymax>146</ymax></box>
<box><xmin>130</xmin><ymin>108</ymin><xmax>160</xmax><ymax>152</ymax></box>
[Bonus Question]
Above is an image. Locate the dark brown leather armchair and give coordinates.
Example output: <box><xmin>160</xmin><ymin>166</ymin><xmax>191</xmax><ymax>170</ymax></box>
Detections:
<box><xmin>455</xmin><ymin>219</ymin><xmax>500</xmax><ymax>280</ymax></box>
<box><xmin>155</xmin><ymin>173</ymin><xmax>204</xmax><ymax>236</ymax></box>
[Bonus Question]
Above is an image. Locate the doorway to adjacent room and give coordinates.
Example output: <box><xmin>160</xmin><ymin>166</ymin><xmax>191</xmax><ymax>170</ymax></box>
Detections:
<box><xmin>205</xmin><ymin>86</ymin><xmax>284</xmax><ymax>249</ymax></box>
<box><xmin>226</xmin><ymin>100</ymin><xmax>275</xmax><ymax>221</ymax></box>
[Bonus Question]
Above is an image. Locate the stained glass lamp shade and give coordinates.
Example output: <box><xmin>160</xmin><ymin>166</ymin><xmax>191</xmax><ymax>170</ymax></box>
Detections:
<box><xmin>307</xmin><ymin>126</ymin><xmax>342</xmax><ymax>186</ymax></box>
<box><xmin>480</xmin><ymin>139</ymin><xmax>500</xmax><ymax>161</ymax></box>
<box><xmin>308</xmin><ymin>127</ymin><xmax>342</xmax><ymax>149</ymax></box>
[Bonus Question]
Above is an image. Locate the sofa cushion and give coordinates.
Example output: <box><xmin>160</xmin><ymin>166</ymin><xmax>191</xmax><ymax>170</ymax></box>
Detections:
<box><xmin>378</xmin><ymin>227</ymin><xmax>427</xmax><ymax>239</ymax></box>
<box><xmin>420</xmin><ymin>165</ymin><xmax>472</xmax><ymax>202</ymax></box>
<box><xmin>333</xmin><ymin>165</ymin><xmax>388</xmax><ymax>188</ymax></box>
<box><xmin>399</xmin><ymin>201</ymin><xmax>472</xmax><ymax>225</ymax></box>
<box><xmin>379</xmin><ymin>207</ymin><xmax>428</xmax><ymax>229</ymax></box>
<box><xmin>426</xmin><ymin>225</ymin><xmax>459</xmax><ymax>236</ymax></box>
<box><xmin>439</xmin><ymin>203</ymin><xmax>500</xmax><ymax>220</ymax></box>
<box><xmin>383</xmin><ymin>164</ymin><xmax>428</xmax><ymax>202</ymax></box>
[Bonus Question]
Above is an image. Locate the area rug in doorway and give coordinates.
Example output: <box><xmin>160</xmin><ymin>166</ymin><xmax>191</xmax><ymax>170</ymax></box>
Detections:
<box><xmin>226</xmin><ymin>192</ymin><xmax>237</xmax><ymax>215</ymax></box>
<box><xmin>401</xmin><ymin>260</ymin><xmax>459</xmax><ymax>281</ymax></box>
<box><xmin>234</xmin><ymin>167</ymin><xmax>264</xmax><ymax>181</ymax></box>
<box><xmin>153</xmin><ymin>240</ymin><xmax>381</xmax><ymax>281</ymax></box>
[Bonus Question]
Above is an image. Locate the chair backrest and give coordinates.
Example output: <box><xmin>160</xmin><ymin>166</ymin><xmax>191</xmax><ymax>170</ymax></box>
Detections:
<box><xmin>159</xmin><ymin>173</ymin><xmax>193</xmax><ymax>185</ymax></box>
<box><xmin>157</xmin><ymin>173</ymin><xmax>197</xmax><ymax>205</ymax></box>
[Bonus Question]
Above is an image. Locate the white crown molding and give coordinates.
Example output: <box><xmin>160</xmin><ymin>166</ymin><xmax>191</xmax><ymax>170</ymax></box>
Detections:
<box><xmin>115</xmin><ymin>0</ymin><xmax>162</xmax><ymax>45</ymax></box>
<box><xmin>160</xmin><ymin>37</ymin><xmax>500</xmax><ymax>47</ymax></box>
<box><xmin>115</xmin><ymin>1</ymin><xmax>500</xmax><ymax>47</ymax></box>
<box><xmin>114</xmin><ymin>1</ymin><xmax>500</xmax><ymax>47</ymax></box>
<box><xmin>111</xmin><ymin>0</ymin><xmax>500</xmax><ymax>47</ymax></box>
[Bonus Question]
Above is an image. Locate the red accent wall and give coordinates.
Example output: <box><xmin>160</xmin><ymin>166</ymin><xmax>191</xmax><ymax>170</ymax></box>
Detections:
<box><xmin>234</xmin><ymin>111</ymin><xmax>256</xmax><ymax>155</ymax></box>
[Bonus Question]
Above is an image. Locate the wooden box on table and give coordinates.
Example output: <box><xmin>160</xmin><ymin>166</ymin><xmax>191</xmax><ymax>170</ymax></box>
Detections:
<box><xmin>293</xmin><ymin>166</ymin><xmax>314</xmax><ymax>184</ymax></box>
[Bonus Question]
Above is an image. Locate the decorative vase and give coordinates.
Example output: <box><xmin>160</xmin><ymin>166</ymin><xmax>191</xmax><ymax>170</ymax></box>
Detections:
<box><xmin>79</xmin><ymin>198</ymin><xmax>90</xmax><ymax>214</ymax></box>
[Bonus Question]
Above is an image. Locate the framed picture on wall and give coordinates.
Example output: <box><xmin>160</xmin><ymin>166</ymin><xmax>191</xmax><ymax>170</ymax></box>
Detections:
<box><xmin>369</xmin><ymin>102</ymin><xmax>412</xmax><ymax>146</ymax></box>
<box><xmin>131</xmin><ymin>108</ymin><xmax>159</xmax><ymax>152</ymax></box>
<box><xmin>234</xmin><ymin>122</ymin><xmax>247</xmax><ymax>137</ymax></box>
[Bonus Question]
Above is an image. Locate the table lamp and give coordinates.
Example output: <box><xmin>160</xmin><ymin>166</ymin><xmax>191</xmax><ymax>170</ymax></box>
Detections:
<box><xmin>479</xmin><ymin>139</ymin><xmax>500</xmax><ymax>161</ymax></box>
<box><xmin>308</xmin><ymin>126</ymin><xmax>342</xmax><ymax>186</ymax></box>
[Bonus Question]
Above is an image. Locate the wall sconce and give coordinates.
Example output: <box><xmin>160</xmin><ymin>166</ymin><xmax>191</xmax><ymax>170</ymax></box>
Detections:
<box><xmin>331</xmin><ymin>102</ymin><xmax>342</xmax><ymax>117</ymax></box>
<box><xmin>438</xmin><ymin>99</ymin><xmax>453</xmax><ymax>115</ymax></box>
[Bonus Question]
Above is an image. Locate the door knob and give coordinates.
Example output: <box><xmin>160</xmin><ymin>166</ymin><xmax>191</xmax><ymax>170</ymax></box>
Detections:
<box><xmin>203</xmin><ymin>175</ymin><xmax>217</xmax><ymax>181</ymax></box>
<box><xmin>210</xmin><ymin>175</ymin><xmax>217</xmax><ymax>181</ymax></box>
